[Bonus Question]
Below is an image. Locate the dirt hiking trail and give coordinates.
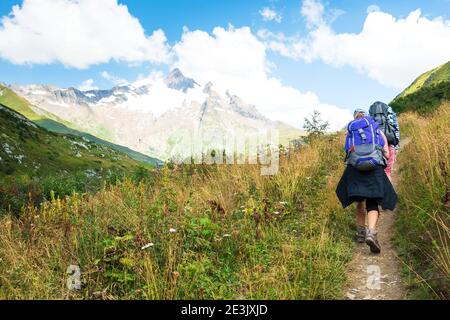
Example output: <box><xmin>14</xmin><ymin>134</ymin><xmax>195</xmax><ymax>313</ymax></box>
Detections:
<box><xmin>344</xmin><ymin>138</ymin><xmax>411</xmax><ymax>300</ymax></box>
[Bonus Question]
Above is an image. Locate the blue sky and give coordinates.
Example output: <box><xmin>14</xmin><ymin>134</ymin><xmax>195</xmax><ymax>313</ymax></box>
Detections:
<box><xmin>0</xmin><ymin>0</ymin><xmax>449</xmax><ymax>128</ymax></box>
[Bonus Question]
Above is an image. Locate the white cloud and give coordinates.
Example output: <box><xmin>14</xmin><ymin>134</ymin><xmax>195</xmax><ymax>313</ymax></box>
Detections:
<box><xmin>0</xmin><ymin>0</ymin><xmax>172</xmax><ymax>68</ymax></box>
<box><xmin>110</xmin><ymin>73</ymin><xmax>206</xmax><ymax>117</ymax></box>
<box><xmin>95</xmin><ymin>70</ymin><xmax>207</xmax><ymax>117</ymax></box>
<box><xmin>78</xmin><ymin>79</ymin><xmax>98</xmax><ymax>91</ymax></box>
<box><xmin>172</xmin><ymin>26</ymin><xmax>352</xmax><ymax>131</ymax></box>
<box><xmin>261</xmin><ymin>0</ymin><xmax>450</xmax><ymax>88</ymax></box>
<box><xmin>0</xmin><ymin>0</ymin><xmax>354</xmax><ymax>130</ymax></box>
<box><xmin>301</xmin><ymin>0</ymin><xmax>325</xmax><ymax>28</ymax></box>
<box><xmin>133</xmin><ymin>70</ymin><xmax>166</xmax><ymax>87</ymax></box>
<box><xmin>101</xmin><ymin>71</ymin><xmax>129</xmax><ymax>86</ymax></box>
<box><xmin>260</xmin><ymin>7</ymin><xmax>282</xmax><ymax>23</ymax></box>
<box><xmin>257</xmin><ymin>29</ymin><xmax>306</xmax><ymax>59</ymax></box>
<box><xmin>366</xmin><ymin>5</ymin><xmax>380</xmax><ymax>14</ymax></box>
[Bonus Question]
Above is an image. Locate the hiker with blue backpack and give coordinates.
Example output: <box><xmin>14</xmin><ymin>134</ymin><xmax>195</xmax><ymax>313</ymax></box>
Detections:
<box><xmin>336</xmin><ymin>109</ymin><xmax>397</xmax><ymax>254</ymax></box>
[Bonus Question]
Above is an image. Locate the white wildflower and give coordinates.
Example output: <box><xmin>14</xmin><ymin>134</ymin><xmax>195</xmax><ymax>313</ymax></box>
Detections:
<box><xmin>141</xmin><ymin>243</ymin><xmax>154</xmax><ymax>250</ymax></box>
<box><xmin>3</xmin><ymin>143</ymin><xmax>12</xmax><ymax>155</ymax></box>
<box><xmin>14</xmin><ymin>155</ymin><xmax>25</xmax><ymax>164</ymax></box>
<box><xmin>71</xmin><ymin>141</ymin><xmax>89</xmax><ymax>150</ymax></box>
<box><xmin>85</xmin><ymin>169</ymin><xmax>96</xmax><ymax>178</ymax></box>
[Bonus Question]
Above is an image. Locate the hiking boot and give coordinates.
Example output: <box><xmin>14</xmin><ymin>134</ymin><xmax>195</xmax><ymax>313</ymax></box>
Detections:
<box><xmin>366</xmin><ymin>230</ymin><xmax>381</xmax><ymax>254</ymax></box>
<box><xmin>355</xmin><ymin>226</ymin><xmax>366</xmax><ymax>243</ymax></box>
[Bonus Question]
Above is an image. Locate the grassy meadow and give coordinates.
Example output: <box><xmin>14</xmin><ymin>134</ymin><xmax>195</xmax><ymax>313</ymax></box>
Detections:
<box><xmin>395</xmin><ymin>103</ymin><xmax>450</xmax><ymax>299</ymax></box>
<box><xmin>1</xmin><ymin>99</ymin><xmax>448</xmax><ymax>300</ymax></box>
<box><xmin>0</xmin><ymin>134</ymin><xmax>355</xmax><ymax>300</ymax></box>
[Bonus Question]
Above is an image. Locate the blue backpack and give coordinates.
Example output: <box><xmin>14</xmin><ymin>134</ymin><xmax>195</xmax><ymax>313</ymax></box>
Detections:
<box><xmin>345</xmin><ymin>116</ymin><xmax>386</xmax><ymax>171</ymax></box>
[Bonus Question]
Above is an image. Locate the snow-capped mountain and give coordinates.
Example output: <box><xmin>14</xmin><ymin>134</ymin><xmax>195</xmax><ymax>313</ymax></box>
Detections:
<box><xmin>11</xmin><ymin>69</ymin><xmax>303</xmax><ymax>161</ymax></box>
<box><xmin>164</xmin><ymin>68</ymin><xmax>199</xmax><ymax>93</ymax></box>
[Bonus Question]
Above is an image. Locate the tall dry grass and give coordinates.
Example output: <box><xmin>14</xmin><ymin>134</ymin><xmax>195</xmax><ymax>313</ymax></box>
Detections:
<box><xmin>0</xmin><ymin>134</ymin><xmax>354</xmax><ymax>300</ymax></box>
<box><xmin>396</xmin><ymin>102</ymin><xmax>450</xmax><ymax>299</ymax></box>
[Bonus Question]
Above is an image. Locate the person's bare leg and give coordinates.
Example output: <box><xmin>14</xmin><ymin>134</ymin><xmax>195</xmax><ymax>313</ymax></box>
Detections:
<box><xmin>355</xmin><ymin>201</ymin><xmax>367</xmax><ymax>243</ymax></box>
<box><xmin>367</xmin><ymin>210</ymin><xmax>378</xmax><ymax>231</ymax></box>
<box><xmin>356</xmin><ymin>201</ymin><xmax>366</xmax><ymax>226</ymax></box>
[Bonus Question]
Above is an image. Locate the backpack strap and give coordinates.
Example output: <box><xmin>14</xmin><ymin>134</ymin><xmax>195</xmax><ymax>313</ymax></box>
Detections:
<box><xmin>358</xmin><ymin>128</ymin><xmax>366</xmax><ymax>142</ymax></box>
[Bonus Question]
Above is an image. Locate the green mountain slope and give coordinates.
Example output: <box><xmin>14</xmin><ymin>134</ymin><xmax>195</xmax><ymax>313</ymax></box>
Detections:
<box><xmin>397</xmin><ymin>61</ymin><xmax>450</xmax><ymax>99</ymax></box>
<box><xmin>390</xmin><ymin>61</ymin><xmax>450</xmax><ymax>115</ymax></box>
<box><xmin>0</xmin><ymin>103</ymin><xmax>139</xmax><ymax>177</ymax></box>
<box><xmin>0</xmin><ymin>84</ymin><xmax>163</xmax><ymax>166</ymax></box>
<box><xmin>0</xmin><ymin>103</ymin><xmax>155</xmax><ymax>213</ymax></box>
<box><xmin>0</xmin><ymin>83</ymin><xmax>44</xmax><ymax>121</ymax></box>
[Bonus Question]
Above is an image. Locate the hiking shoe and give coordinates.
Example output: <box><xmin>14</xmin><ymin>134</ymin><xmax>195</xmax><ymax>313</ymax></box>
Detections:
<box><xmin>355</xmin><ymin>226</ymin><xmax>366</xmax><ymax>243</ymax></box>
<box><xmin>366</xmin><ymin>230</ymin><xmax>381</xmax><ymax>254</ymax></box>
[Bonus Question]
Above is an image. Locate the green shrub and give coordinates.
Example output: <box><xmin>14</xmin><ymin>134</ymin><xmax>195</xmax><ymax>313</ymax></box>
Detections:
<box><xmin>391</xmin><ymin>81</ymin><xmax>450</xmax><ymax>115</ymax></box>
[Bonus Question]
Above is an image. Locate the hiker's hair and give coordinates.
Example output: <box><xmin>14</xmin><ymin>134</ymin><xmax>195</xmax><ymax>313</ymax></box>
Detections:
<box><xmin>353</xmin><ymin>108</ymin><xmax>366</xmax><ymax>119</ymax></box>
<box><xmin>355</xmin><ymin>112</ymin><xmax>365</xmax><ymax>119</ymax></box>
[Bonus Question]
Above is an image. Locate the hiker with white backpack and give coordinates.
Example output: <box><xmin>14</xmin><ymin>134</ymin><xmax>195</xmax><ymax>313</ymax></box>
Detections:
<box><xmin>336</xmin><ymin>109</ymin><xmax>398</xmax><ymax>254</ymax></box>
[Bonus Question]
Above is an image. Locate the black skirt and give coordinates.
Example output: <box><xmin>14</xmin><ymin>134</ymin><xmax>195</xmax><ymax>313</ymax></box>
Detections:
<box><xmin>335</xmin><ymin>165</ymin><xmax>398</xmax><ymax>211</ymax></box>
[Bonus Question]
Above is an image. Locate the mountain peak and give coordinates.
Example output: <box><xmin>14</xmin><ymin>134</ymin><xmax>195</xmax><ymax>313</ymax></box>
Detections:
<box><xmin>203</xmin><ymin>81</ymin><xmax>214</xmax><ymax>94</ymax></box>
<box><xmin>168</xmin><ymin>68</ymin><xmax>183</xmax><ymax>78</ymax></box>
<box><xmin>164</xmin><ymin>68</ymin><xmax>198</xmax><ymax>93</ymax></box>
